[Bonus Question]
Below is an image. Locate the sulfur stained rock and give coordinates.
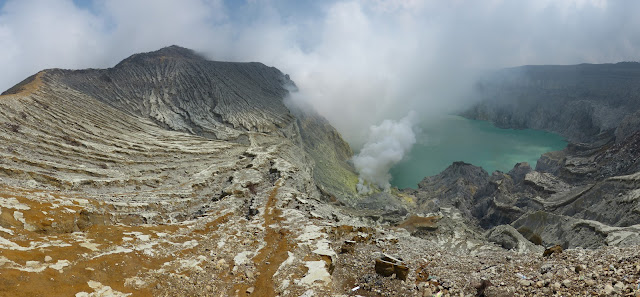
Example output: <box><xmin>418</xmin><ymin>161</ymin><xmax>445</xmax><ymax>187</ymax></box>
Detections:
<box><xmin>394</xmin><ymin>264</ymin><xmax>409</xmax><ymax>281</ymax></box>
<box><xmin>543</xmin><ymin>245</ymin><xmax>563</xmax><ymax>257</ymax></box>
<box><xmin>374</xmin><ymin>258</ymin><xmax>395</xmax><ymax>277</ymax></box>
<box><xmin>374</xmin><ymin>254</ymin><xmax>410</xmax><ymax>281</ymax></box>
<box><xmin>340</xmin><ymin>240</ymin><xmax>356</xmax><ymax>254</ymax></box>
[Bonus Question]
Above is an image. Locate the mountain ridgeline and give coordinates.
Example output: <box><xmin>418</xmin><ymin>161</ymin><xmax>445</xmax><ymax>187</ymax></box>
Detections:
<box><xmin>0</xmin><ymin>45</ymin><xmax>357</xmax><ymax>203</ymax></box>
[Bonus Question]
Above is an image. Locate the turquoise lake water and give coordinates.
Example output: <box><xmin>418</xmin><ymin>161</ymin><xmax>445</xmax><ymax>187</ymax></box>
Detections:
<box><xmin>389</xmin><ymin>116</ymin><xmax>567</xmax><ymax>189</ymax></box>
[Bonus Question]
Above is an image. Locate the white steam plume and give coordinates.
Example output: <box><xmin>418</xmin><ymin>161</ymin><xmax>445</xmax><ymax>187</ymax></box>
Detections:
<box><xmin>353</xmin><ymin>112</ymin><xmax>417</xmax><ymax>193</ymax></box>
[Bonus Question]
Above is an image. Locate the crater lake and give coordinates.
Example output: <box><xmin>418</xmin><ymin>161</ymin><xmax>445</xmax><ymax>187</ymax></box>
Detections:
<box><xmin>390</xmin><ymin>115</ymin><xmax>567</xmax><ymax>189</ymax></box>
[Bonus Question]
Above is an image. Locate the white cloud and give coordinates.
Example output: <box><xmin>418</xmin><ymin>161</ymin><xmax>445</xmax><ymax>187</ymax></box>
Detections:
<box><xmin>0</xmin><ymin>0</ymin><xmax>106</xmax><ymax>85</ymax></box>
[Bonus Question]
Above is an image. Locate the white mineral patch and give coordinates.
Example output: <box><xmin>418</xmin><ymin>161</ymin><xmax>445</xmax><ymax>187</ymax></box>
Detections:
<box><xmin>274</xmin><ymin>251</ymin><xmax>295</xmax><ymax>277</ymax></box>
<box><xmin>296</xmin><ymin>225</ymin><xmax>325</xmax><ymax>242</ymax></box>
<box><xmin>312</xmin><ymin>239</ymin><xmax>336</xmax><ymax>258</ymax></box>
<box><xmin>134</xmin><ymin>241</ymin><xmax>157</xmax><ymax>253</ymax></box>
<box><xmin>217</xmin><ymin>237</ymin><xmax>226</xmax><ymax>249</ymax></box>
<box><xmin>110</xmin><ymin>202</ymin><xmax>149</xmax><ymax>207</ymax></box>
<box><xmin>233</xmin><ymin>251</ymin><xmax>255</xmax><ymax>272</ymax></box>
<box><xmin>25</xmin><ymin>239</ymin><xmax>72</xmax><ymax>250</ymax></box>
<box><xmin>280</xmin><ymin>279</ymin><xmax>290</xmax><ymax>290</ymax></box>
<box><xmin>11</xmin><ymin>210</ymin><xmax>36</xmax><ymax>230</ymax></box>
<box><xmin>299</xmin><ymin>261</ymin><xmax>331</xmax><ymax>285</ymax></box>
<box><xmin>0</xmin><ymin>256</ymin><xmax>13</xmax><ymax>266</ymax></box>
<box><xmin>142</xmin><ymin>247</ymin><xmax>156</xmax><ymax>257</ymax></box>
<box><xmin>13</xmin><ymin>211</ymin><xmax>25</xmax><ymax>224</ymax></box>
<box><xmin>0</xmin><ymin>236</ymin><xmax>25</xmax><ymax>250</ymax></box>
<box><xmin>0</xmin><ymin>197</ymin><xmax>30</xmax><ymax>210</ymax></box>
<box><xmin>124</xmin><ymin>232</ymin><xmax>150</xmax><ymax>241</ymax></box>
<box><xmin>299</xmin><ymin>289</ymin><xmax>315</xmax><ymax>297</ymax></box>
<box><xmin>0</xmin><ymin>258</ymin><xmax>50</xmax><ymax>273</ymax></box>
<box><xmin>0</xmin><ymin>226</ymin><xmax>14</xmax><ymax>235</ymax></box>
<box><xmin>282</xmin><ymin>209</ymin><xmax>306</xmax><ymax>224</ymax></box>
<box><xmin>124</xmin><ymin>276</ymin><xmax>146</xmax><ymax>289</ymax></box>
<box><xmin>271</xmin><ymin>159</ymin><xmax>296</xmax><ymax>176</ymax></box>
<box><xmin>50</xmin><ymin>260</ymin><xmax>70</xmax><ymax>272</ymax></box>
<box><xmin>182</xmin><ymin>240</ymin><xmax>198</xmax><ymax>248</ymax></box>
<box><xmin>75</xmin><ymin>280</ymin><xmax>132</xmax><ymax>297</ymax></box>
<box><xmin>232</xmin><ymin>168</ymin><xmax>263</xmax><ymax>187</ymax></box>
<box><xmin>177</xmin><ymin>255</ymin><xmax>207</xmax><ymax>271</ymax></box>
<box><xmin>72</xmin><ymin>198</ymin><xmax>90</xmax><ymax>205</ymax></box>
<box><xmin>25</xmin><ymin>261</ymin><xmax>46</xmax><ymax>273</ymax></box>
<box><xmin>92</xmin><ymin>246</ymin><xmax>133</xmax><ymax>259</ymax></box>
<box><xmin>79</xmin><ymin>241</ymin><xmax>101</xmax><ymax>252</ymax></box>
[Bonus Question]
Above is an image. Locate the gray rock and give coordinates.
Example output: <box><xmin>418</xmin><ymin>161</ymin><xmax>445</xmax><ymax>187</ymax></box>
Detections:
<box><xmin>540</xmin><ymin>264</ymin><xmax>553</xmax><ymax>275</ymax></box>
<box><xmin>523</xmin><ymin>171</ymin><xmax>569</xmax><ymax>194</ymax></box>
<box><xmin>584</xmin><ymin>279</ymin><xmax>595</xmax><ymax>286</ymax></box>
<box><xmin>604</xmin><ymin>284</ymin><xmax>614</xmax><ymax>295</ymax></box>
<box><xmin>486</xmin><ymin>225</ymin><xmax>543</xmax><ymax>254</ymax></box>
<box><xmin>615</xmin><ymin>110</ymin><xmax>640</xmax><ymax>142</ymax></box>
<box><xmin>409</xmin><ymin>161</ymin><xmax>489</xmax><ymax>218</ymax></box>
<box><xmin>508</xmin><ymin>162</ymin><xmax>532</xmax><ymax>184</ymax></box>
<box><xmin>518</xmin><ymin>279</ymin><xmax>532</xmax><ymax>287</ymax></box>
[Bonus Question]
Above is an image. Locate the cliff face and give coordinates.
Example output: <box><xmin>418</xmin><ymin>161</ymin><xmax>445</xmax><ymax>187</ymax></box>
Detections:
<box><xmin>464</xmin><ymin>62</ymin><xmax>640</xmax><ymax>143</ymax></box>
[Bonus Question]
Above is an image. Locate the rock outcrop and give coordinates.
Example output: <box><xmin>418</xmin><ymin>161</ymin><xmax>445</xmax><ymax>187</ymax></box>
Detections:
<box><xmin>407</xmin><ymin>161</ymin><xmax>489</xmax><ymax>217</ymax></box>
<box><xmin>485</xmin><ymin>224</ymin><xmax>543</xmax><ymax>254</ymax></box>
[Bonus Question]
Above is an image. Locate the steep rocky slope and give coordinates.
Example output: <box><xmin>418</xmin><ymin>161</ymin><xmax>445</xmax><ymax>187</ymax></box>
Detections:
<box><xmin>0</xmin><ymin>46</ymin><xmax>357</xmax><ymax>203</ymax></box>
<box><xmin>0</xmin><ymin>46</ymin><xmax>364</xmax><ymax>296</ymax></box>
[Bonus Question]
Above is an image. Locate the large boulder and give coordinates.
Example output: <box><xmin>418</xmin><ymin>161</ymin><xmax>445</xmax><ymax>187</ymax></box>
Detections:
<box><xmin>411</xmin><ymin>161</ymin><xmax>489</xmax><ymax>218</ymax></box>
<box><xmin>486</xmin><ymin>224</ymin><xmax>543</xmax><ymax>254</ymax></box>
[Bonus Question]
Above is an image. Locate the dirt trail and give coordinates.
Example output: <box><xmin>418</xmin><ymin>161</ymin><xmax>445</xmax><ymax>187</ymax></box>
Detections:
<box><xmin>237</xmin><ymin>180</ymin><xmax>292</xmax><ymax>297</ymax></box>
